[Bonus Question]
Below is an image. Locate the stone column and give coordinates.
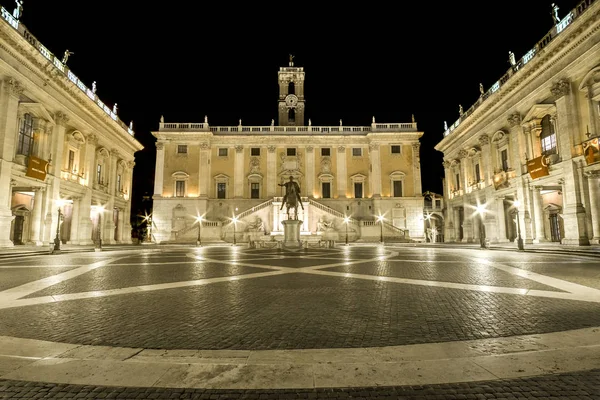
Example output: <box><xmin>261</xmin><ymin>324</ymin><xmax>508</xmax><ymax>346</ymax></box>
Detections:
<box><xmin>585</xmin><ymin>171</ymin><xmax>600</xmax><ymax>244</ymax></box>
<box><xmin>454</xmin><ymin>207</ymin><xmax>462</xmax><ymax>241</ymax></box>
<box><xmin>122</xmin><ymin>160</ymin><xmax>134</xmax><ymax>243</ymax></box>
<box><xmin>369</xmin><ymin>143</ymin><xmax>381</xmax><ymax>197</ymax></box>
<box><xmin>496</xmin><ymin>197</ymin><xmax>508</xmax><ymax>242</ymax></box>
<box><xmin>412</xmin><ymin>143</ymin><xmax>422</xmax><ymax>195</ymax></box>
<box><xmin>532</xmin><ymin>186</ymin><xmax>546</xmax><ymax>243</ymax></box>
<box><xmin>234</xmin><ymin>145</ymin><xmax>244</xmax><ymax>198</ymax></box>
<box><xmin>336</xmin><ymin>146</ymin><xmax>347</xmax><ymax>198</ymax></box>
<box><xmin>516</xmin><ymin>180</ymin><xmax>533</xmax><ymax>243</ymax></box>
<box><xmin>102</xmin><ymin>150</ymin><xmax>118</xmax><ymax>244</ymax></box>
<box><xmin>442</xmin><ymin>161</ymin><xmax>454</xmax><ymax>242</ymax></box>
<box><xmin>78</xmin><ymin>188</ymin><xmax>93</xmax><ymax>245</ymax></box>
<box><xmin>267</xmin><ymin>145</ymin><xmax>277</xmax><ymax>197</ymax></box>
<box><xmin>69</xmin><ymin>196</ymin><xmax>80</xmax><ymax>244</ymax></box>
<box><xmin>44</xmin><ymin>111</ymin><xmax>68</xmax><ymax>246</ymax></box>
<box><xmin>0</xmin><ymin>79</ymin><xmax>22</xmax><ymax>247</ymax></box>
<box><xmin>29</xmin><ymin>187</ymin><xmax>45</xmax><ymax>245</ymax></box>
<box><xmin>478</xmin><ymin>134</ymin><xmax>491</xmax><ymax>185</ymax></box>
<box><xmin>116</xmin><ymin>207</ymin><xmax>125</xmax><ymax>243</ymax></box>
<box><xmin>458</xmin><ymin>150</ymin><xmax>469</xmax><ymax>194</ymax></box>
<box><xmin>585</xmin><ymin>86</ymin><xmax>600</xmax><ymax>138</ymax></box>
<box><xmin>305</xmin><ymin>146</ymin><xmax>314</xmax><ymax>197</ymax></box>
<box><xmin>507</xmin><ymin>113</ymin><xmax>525</xmax><ymax>176</ymax></box>
<box><xmin>198</xmin><ymin>142</ymin><xmax>210</xmax><ymax>198</ymax></box>
<box><xmin>552</xmin><ymin>80</ymin><xmax>588</xmax><ymax>245</ymax></box>
<box><xmin>153</xmin><ymin>141</ymin><xmax>165</xmax><ymax>196</ymax></box>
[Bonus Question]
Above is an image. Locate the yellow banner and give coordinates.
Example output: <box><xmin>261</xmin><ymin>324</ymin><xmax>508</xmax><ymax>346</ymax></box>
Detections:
<box><xmin>527</xmin><ymin>156</ymin><xmax>550</xmax><ymax>180</ymax></box>
<box><xmin>26</xmin><ymin>156</ymin><xmax>48</xmax><ymax>181</ymax></box>
<box><xmin>583</xmin><ymin>138</ymin><xmax>600</xmax><ymax>165</ymax></box>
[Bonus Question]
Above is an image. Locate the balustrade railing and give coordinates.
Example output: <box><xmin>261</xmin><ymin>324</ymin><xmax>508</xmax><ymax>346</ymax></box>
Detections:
<box><xmin>0</xmin><ymin>7</ymin><xmax>134</xmax><ymax>136</ymax></box>
<box><xmin>159</xmin><ymin>122</ymin><xmax>418</xmax><ymax>133</ymax></box>
<box><xmin>236</xmin><ymin>199</ymin><xmax>273</xmax><ymax>220</ymax></box>
<box><xmin>443</xmin><ymin>0</ymin><xmax>596</xmax><ymax>138</ymax></box>
<box><xmin>307</xmin><ymin>199</ymin><xmax>358</xmax><ymax>225</ymax></box>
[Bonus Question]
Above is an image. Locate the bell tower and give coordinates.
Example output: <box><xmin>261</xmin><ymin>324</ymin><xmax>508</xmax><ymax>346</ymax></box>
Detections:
<box><xmin>278</xmin><ymin>55</ymin><xmax>305</xmax><ymax>126</ymax></box>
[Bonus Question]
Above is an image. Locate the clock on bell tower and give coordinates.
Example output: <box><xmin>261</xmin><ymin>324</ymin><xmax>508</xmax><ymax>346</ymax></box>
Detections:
<box><xmin>278</xmin><ymin>55</ymin><xmax>305</xmax><ymax>126</ymax></box>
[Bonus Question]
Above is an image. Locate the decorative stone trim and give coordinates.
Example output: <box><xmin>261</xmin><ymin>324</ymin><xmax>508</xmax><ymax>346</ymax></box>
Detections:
<box><xmin>507</xmin><ymin>112</ymin><xmax>522</xmax><ymax>127</ymax></box>
<box><xmin>551</xmin><ymin>79</ymin><xmax>570</xmax><ymax>98</ymax></box>
<box><xmin>478</xmin><ymin>134</ymin><xmax>490</xmax><ymax>146</ymax></box>
<box><xmin>235</xmin><ymin>145</ymin><xmax>244</xmax><ymax>153</ymax></box>
<box><xmin>458</xmin><ymin>150</ymin><xmax>468</xmax><ymax>158</ymax></box>
<box><xmin>156</xmin><ymin>142</ymin><xmax>164</xmax><ymax>150</ymax></box>
<box><xmin>337</xmin><ymin>146</ymin><xmax>345</xmax><ymax>153</ymax></box>
<box><xmin>268</xmin><ymin>145</ymin><xmax>277</xmax><ymax>153</ymax></box>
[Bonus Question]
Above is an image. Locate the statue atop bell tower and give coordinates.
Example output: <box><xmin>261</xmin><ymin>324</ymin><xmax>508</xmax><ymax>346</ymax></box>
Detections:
<box><xmin>278</xmin><ymin>55</ymin><xmax>305</xmax><ymax>126</ymax></box>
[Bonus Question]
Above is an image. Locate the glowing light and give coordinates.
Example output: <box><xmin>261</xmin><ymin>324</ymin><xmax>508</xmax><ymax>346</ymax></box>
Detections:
<box><xmin>476</xmin><ymin>204</ymin><xmax>486</xmax><ymax>215</ymax></box>
<box><xmin>513</xmin><ymin>200</ymin><xmax>521</xmax><ymax>207</ymax></box>
<box><xmin>343</xmin><ymin>216</ymin><xmax>350</xmax><ymax>224</ymax></box>
<box><xmin>377</xmin><ymin>215</ymin><xmax>384</xmax><ymax>222</ymax></box>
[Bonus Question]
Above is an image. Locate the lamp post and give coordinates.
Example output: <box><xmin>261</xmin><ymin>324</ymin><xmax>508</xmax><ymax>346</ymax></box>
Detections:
<box><xmin>196</xmin><ymin>215</ymin><xmax>202</xmax><ymax>246</ymax></box>
<box><xmin>95</xmin><ymin>206</ymin><xmax>104</xmax><ymax>250</ymax></box>
<box><xmin>513</xmin><ymin>200</ymin><xmax>524</xmax><ymax>251</ymax></box>
<box><xmin>53</xmin><ymin>206</ymin><xmax>63</xmax><ymax>252</ymax></box>
<box><xmin>476</xmin><ymin>204</ymin><xmax>487</xmax><ymax>249</ymax></box>
<box><xmin>377</xmin><ymin>215</ymin><xmax>384</xmax><ymax>244</ymax></box>
<box><xmin>232</xmin><ymin>216</ymin><xmax>238</xmax><ymax>246</ymax></box>
<box><xmin>343</xmin><ymin>216</ymin><xmax>350</xmax><ymax>245</ymax></box>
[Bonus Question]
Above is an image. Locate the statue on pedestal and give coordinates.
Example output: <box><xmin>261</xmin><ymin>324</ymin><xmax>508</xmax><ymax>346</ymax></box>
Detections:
<box><xmin>278</xmin><ymin>176</ymin><xmax>303</xmax><ymax>220</ymax></box>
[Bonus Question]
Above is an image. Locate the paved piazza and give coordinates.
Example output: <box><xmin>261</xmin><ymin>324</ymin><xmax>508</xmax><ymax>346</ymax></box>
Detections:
<box><xmin>0</xmin><ymin>245</ymin><xmax>599</xmax><ymax>398</ymax></box>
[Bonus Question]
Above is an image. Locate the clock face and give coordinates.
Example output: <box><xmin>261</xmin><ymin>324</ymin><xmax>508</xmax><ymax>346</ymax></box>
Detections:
<box><xmin>285</xmin><ymin>94</ymin><xmax>298</xmax><ymax>107</ymax></box>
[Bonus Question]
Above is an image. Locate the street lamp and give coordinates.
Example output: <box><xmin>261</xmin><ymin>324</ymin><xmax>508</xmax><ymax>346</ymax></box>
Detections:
<box><xmin>196</xmin><ymin>215</ymin><xmax>203</xmax><ymax>246</ymax></box>
<box><xmin>95</xmin><ymin>206</ymin><xmax>105</xmax><ymax>250</ymax></box>
<box><xmin>377</xmin><ymin>215</ymin><xmax>384</xmax><ymax>244</ymax></box>
<box><xmin>142</xmin><ymin>212</ymin><xmax>152</xmax><ymax>243</ymax></box>
<box><xmin>52</xmin><ymin>200</ymin><xmax>65</xmax><ymax>253</ymax></box>
<box><xmin>232</xmin><ymin>216</ymin><xmax>238</xmax><ymax>246</ymax></box>
<box><xmin>343</xmin><ymin>216</ymin><xmax>350</xmax><ymax>245</ymax></box>
<box><xmin>476</xmin><ymin>204</ymin><xmax>487</xmax><ymax>249</ymax></box>
<box><xmin>513</xmin><ymin>199</ymin><xmax>524</xmax><ymax>251</ymax></box>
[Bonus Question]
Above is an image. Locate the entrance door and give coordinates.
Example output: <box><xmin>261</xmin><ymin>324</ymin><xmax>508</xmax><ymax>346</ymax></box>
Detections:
<box><xmin>13</xmin><ymin>215</ymin><xmax>24</xmax><ymax>245</ymax></box>
<box><xmin>549</xmin><ymin>214</ymin><xmax>561</xmax><ymax>242</ymax></box>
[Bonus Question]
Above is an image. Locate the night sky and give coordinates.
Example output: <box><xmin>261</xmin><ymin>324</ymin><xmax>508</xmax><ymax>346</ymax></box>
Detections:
<box><xmin>11</xmin><ymin>0</ymin><xmax>582</xmax><ymax>220</ymax></box>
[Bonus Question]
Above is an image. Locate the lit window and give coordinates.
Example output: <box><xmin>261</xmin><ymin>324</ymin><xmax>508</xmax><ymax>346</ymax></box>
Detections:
<box><xmin>540</xmin><ymin>115</ymin><xmax>557</xmax><ymax>155</ymax></box>
<box><xmin>177</xmin><ymin>145</ymin><xmax>187</xmax><ymax>154</ymax></box>
<box><xmin>97</xmin><ymin>164</ymin><xmax>102</xmax><ymax>184</ymax></box>
<box><xmin>218</xmin><ymin>148</ymin><xmax>228</xmax><ymax>157</ymax></box>
<box><xmin>391</xmin><ymin>145</ymin><xmax>401</xmax><ymax>154</ymax></box>
<box><xmin>68</xmin><ymin>150</ymin><xmax>75</xmax><ymax>171</ymax></box>
<box><xmin>175</xmin><ymin>180</ymin><xmax>185</xmax><ymax>197</ymax></box>
<box><xmin>501</xmin><ymin>149</ymin><xmax>509</xmax><ymax>171</ymax></box>
<box><xmin>117</xmin><ymin>174</ymin><xmax>122</xmax><ymax>192</ymax></box>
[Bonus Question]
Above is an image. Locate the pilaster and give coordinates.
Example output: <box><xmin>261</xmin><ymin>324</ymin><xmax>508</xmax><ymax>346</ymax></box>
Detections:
<box><xmin>369</xmin><ymin>143</ymin><xmax>381</xmax><ymax>197</ymax></box>
<box><xmin>29</xmin><ymin>187</ymin><xmax>45</xmax><ymax>245</ymax></box>
<box><xmin>198</xmin><ymin>142</ymin><xmax>209</xmax><ymax>198</ymax></box>
<box><xmin>412</xmin><ymin>143</ymin><xmax>422</xmax><ymax>195</ymax></box>
<box><xmin>496</xmin><ymin>197</ymin><xmax>508</xmax><ymax>243</ymax></box>
<box><xmin>234</xmin><ymin>145</ymin><xmax>244</xmax><ymax>198</ymax></box>
<box><xmin>552</xmin><ymin>79</ymin><xmax>579</xmax><ymax>159</ymax></box>
<box><xmin>532</xmin><ymin>186</ymin><xmax>547</xmax><ymax>243</ymax></box>
<box><xmin>69</xmin><ymin>196</ymin><xmax>81</xmax><ymax>244</ymax></box>
<box><xmin>478</xmin><ymin>135</ymin><xmax>492</xmax><ymax>185</ymax></box>
<box><xmin>267</xmin><ymin>145</ymin><xmax>277</xmax><ymax>197</ymax></box>
<box><xmin>305</xmin><ymin>146</ymin><xmax>314</xmax><ymax>198</ymax></box>
<box><xmin>560</xmin><ymin>160</ymin><xmax>589</xmax><ymax>245</ymax></box>
<box><xmin>585</xmin><ymin>171</ymin><xmax>600</xmax><ymax>244</ymax></box>
<box><xmin>336</xmin><ymin>146</ymin><xmax>347</xmax><ymax>198</ymax></box>
<box><xmin>507</xmin><ymin>113</ymin><xmax>525</xmax><ymax>175</ymax></box>
<box><xmin>153</xmin><ymin>141</ymin><xmax>165</xmax><ymax>196</ymax></box>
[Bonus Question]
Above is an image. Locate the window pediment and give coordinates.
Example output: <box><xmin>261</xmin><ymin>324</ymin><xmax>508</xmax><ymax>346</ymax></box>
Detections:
<box><xmin>214</xmin><ymin>173</ymin><xmax>230</xmax><ymax>183</ymax></box>
<box><xmin>389</xmin><ymin>171</ymin><xmax>406</xmax><ymax>180</ymax></box>
<box><xmin>96</xmin><ymin>147</ymin><xmax>109</xmax><ymax>159</ymax></box>
<box><xmin>172</xmin><ymin>171</ymin><xmax>190</xmax><ymax>180</ymax></box>
<box><xmin>523</xmin><ymin>104</ymin><xmax>556</xmax><ymax>123</ymax></box>
<box><xmin>20</xmin><ymin>103</ymin><xmax>54</xmax><ymax>122</ymax></box>
<box><xmin>350</xmin><ymin>173</ymin><xmax>367</xmax><ymax>183</ymax></box>
<box><xmin>318</xmin><ymin>173</ymin><xmax>334</xmax><ymax>182</ymax></box>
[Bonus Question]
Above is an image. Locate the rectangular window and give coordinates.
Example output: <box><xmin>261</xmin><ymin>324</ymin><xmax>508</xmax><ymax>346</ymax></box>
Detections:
<box><xmin>177</xmin><ymin>145</ymin><xmax>187</xmax><ymax>154</ymax></box>
<box><xmin>251</xmin><ymin>183</ymin><xmax>260</xmax><ymax>199</ymax></box>
<box><xmin>354</xmin><ymin>182</ymin><xmax>363</xmax><ymax>198</ymax></box>
<box><xmin>97</xmin><ymin>164</ymin><xmax>102</xmax><ymax>184</ymax></box>
<box><xmin>475</xmin><ymin>163</ymin><xmax>481</xmax><ymax>182</ymax></box>
<box><xmin>393</xmin><ymin>180</ymin><xmax>403</xmax><ymax>197</ymax></box>
<box><xmin>455</xmin><ymin>173</ymin><xmax>460</xmax><ymax>190</ymax></box>
<box><xmin>501</xmin><ymin>149</ymin><xmax>509</xmax><ymax>171</ymax></box>
<box><xmin>541</xmin><ymin>134</ymin><xmax>557</xmax><ymax>155</ymax></box>
<box><xmin>287</xmin><ymin>148</ymin><xmax>296</xmax><ymax>156</ymax></box>
<box><xmin>117</xmin><ymin>174</ymin><xmax>122</xmax><ymax>192</ymax></box>
<box><xmin>175</xmin><ymin>180</ymin><xmax>185</xmax><ymax>197</ymax></box>
<box><xmin>217</xmin><ymin>182</ymin><xmax>226</xmax><ymax>199</ymax></box>
<box><xmin>321</xmin><ymin>148</ymin><xmax>330</xmax><ymax>156</ymax></box>
<box><xmin>352</xmin><ymin>148</ymin><xmax>362</xmax><ymax>157</ymax></box>
<box><xmin>391</xmin><ymin>145</ymin><xmax>401</xmax><ymax>154</ymax></box>
<box><xmin>17</xmin><ymin>113</ymin><xmax>34</xmax><ymax>156</ymax></box>
<box><xmin>218</xmin><ymin>148</ymin><xmax>228</xmax><ymax>157</ymax></box>
<box><xmin>435</xmin><ymin>200</ymin><xmax>441</xmax><ymax>208</ymax></box>
<box><xmin>251</xmin><ymin>147</ymin><xmax>260</xmax><ymax>156</ymax></box>
<box><xmin>322</xmin><ymin>182</ymin><xmax>331</xmax><ymax>199</ymax></box>
<box><xmin>68</xmin><ymin>150</ymin><xmax>75</xmax><ymax>171</ymax></box>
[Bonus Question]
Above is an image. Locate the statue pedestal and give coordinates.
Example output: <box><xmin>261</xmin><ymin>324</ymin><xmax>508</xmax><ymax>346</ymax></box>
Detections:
<box><xmin>281</xmin><ymin>219</ymin><xmax>303</xmax><ymax>252</ymax></box>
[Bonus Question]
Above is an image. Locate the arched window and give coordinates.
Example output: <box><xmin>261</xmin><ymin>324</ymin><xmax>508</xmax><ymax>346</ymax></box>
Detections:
<box><xmin>17</xmin><ymin>113</ymin><xmax>34</xmax><ymax>155</ymax></box>
<box><xmin>540</xmin><ymin>115</ymin><xmax>557</xmax><ymax>155</ymax></box>
<box><xmin>288</xmin><ymin>81</ymin><xmax>295</xmax><ymax>95</ymax></box>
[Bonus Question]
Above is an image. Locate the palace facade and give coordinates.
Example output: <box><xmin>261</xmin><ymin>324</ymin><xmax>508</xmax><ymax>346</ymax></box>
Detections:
<box><xmin>151</xmin><ymin>60</ymin><xmax>425</xmax><ymax>245</ymax></box>
<box><xmin>435</xmin><ymin>0</ymin><xmax>600</xmax><ymax>246</ymax></box>
<box><xmin>0</xmin><ymin>7</ymin><xmax>143</xmax><ymax>247</ymax></box>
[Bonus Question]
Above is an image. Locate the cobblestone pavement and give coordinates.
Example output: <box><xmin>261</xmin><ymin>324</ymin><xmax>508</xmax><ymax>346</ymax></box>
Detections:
<box><xmin>0</xmin><ymin>246</ymin><xmax>599</xmax><ymax>397</ymax></box>
<box><xmin>1</xmin><ymin>369</ymin><xmax>599</xmax><ymax>399</ymax></box>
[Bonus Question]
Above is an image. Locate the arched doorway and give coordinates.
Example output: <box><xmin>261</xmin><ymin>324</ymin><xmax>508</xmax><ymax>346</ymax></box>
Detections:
<box><xmin>11</xmin><ymin>205</ymin><xmax>31</xmax><ymax>245</ymax></box>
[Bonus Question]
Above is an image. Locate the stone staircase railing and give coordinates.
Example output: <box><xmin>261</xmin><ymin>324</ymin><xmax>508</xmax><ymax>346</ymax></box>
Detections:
<box><xmin>236</xmin><ymin>199</ymin><xmax>273</xmax><ymax>220</ymax></box>
<box><xmin>382</xmin><ymin>221</ymin><xmax>409</xmax><ymax>240</ymax></box>
<box><xmin>174</xmin><ymin>220</ymin><xmax>220</xmax><ymax>239</ymax></box>
<box><xmin>308</xmin><ymin>199</ymin><xmax>358</xmax><ymax>225</ymax></box>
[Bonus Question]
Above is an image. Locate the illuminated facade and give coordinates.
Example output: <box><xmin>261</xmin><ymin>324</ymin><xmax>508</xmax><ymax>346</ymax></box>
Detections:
<box><xmin>151</xmin><ymin>60</ymin><xmax>425</xmax><ymax>244</ymax></box>
<box><xmin>435</xmin><ymin>0</ymin><xmax>600</xmax><ymax>246</ymax></box>
<box><xmin>0</xmin><ymin>8</ymin><xmax>143</xmax><ymax>247</ymax></box>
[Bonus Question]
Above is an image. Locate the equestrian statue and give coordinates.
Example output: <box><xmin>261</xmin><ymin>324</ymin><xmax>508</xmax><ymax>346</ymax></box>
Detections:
<box><xmin>278</xmin><ymin>176</ymin><xmax>304</xmax><ymax>220</ymax></box>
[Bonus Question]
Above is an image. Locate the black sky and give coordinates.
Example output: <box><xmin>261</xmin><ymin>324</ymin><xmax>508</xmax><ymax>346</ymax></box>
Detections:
<box><xmin>13</xmin><ymin>0</ymin><xmax>582</xmax><ymax>218</ymax></box>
